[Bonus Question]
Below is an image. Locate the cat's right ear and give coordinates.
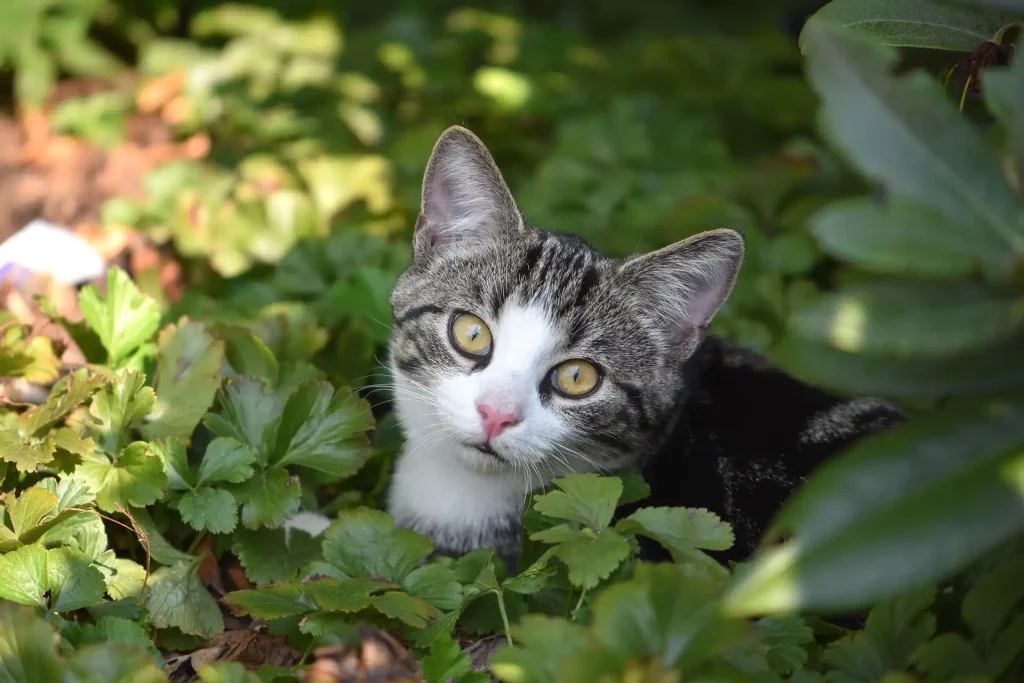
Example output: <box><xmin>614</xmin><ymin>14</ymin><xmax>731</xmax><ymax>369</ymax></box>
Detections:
<box><xmin>414</xmin><ymin>126</ymin><xmax>522</xmax><ymax>257</ymax></box>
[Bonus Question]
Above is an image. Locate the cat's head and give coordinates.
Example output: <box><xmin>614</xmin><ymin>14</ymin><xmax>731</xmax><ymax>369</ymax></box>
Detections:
<box><xmin>388</xmin><ymin>126</ymin><xmax>743</xmax><ymax>481</ymax></box>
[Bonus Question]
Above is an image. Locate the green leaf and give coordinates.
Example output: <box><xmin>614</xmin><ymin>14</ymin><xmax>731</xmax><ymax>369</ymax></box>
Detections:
<box><xmin>8</xmin><ymin>487</ymin><xmax>58</xmax><ymax>537</ymax></box>
<box><xmin>532</xmin><ymin>473</ymin><xmax>623</xmax><ymax>531</ymax></box>
<box><xmin>402</xmin><ymin>562</ymin><xmax>464</xmax><ymax>611</ymax></box>
<box><xmin>204</xmin><ymin>378</ymin><xmax>282</xmax><ymax>464</ymax></box>
<box><xmin>756</xmin><ymin>616</ymin><xmax>815</xmax><ymax>675</ymax></box>
<box><xmin>490</xmin><ymin>615</ymin><xmax>590</xmax><ymax>683</ymax></box>
<box><xmin>231</xmin><ymin>526</ymin><xmax>322</xmax><ymax>585</ymax></box>
<box><xmin>175</xmin><ymin>488</ymin><xmax>238</xmax><ymax>534</ymax></box>
<box><xmin>272</xmin><ymin>381</ymin><xmax>373</xmax><ymax>478</ymax></box>
<box><xmin>224</xmin><ymin>582</ymin><xmax>320</xmax><ymax>619</ymax></box>
<box><xmin>46</xmin><ymin>548</ymin><xmax>107</xmax><ymax>612</ymax></box>
<box><xmin>802</xmin><ymin>18</ymin><xmax>1024</xmax><ymax>252</ymax></box>
<box><xmin>421</xmin><ymin>634</ymin><xmax>473</xmax><ymax>683</ymax></box>
<box><xmin>810</xmin><ymin>197</ymin><xmax>1014</xmax><ymax>280</ymax></box>
<box><xmin>310</xmin><ymin>577</ymin><xmax>391</xmax><ymax>612</ymax></box>
<box><xmin>772</xmin><ymin>334</ymin><xmax>1024</xmax><ymax>398</ymax></box>
<box><xmin>0</xmin><ymin>429</ymin><xmax>56</xmax><ymax>472</ymax></box>
<box><xmin>142</xmin><ymin>320</ymin><xmax>225</xmax><ymax>440</ymax></box>
<box><xmin>195</xmin><ymin>661</ymin><xmax>262</xmax><ymax>683</ymax></box>
<box><xmin>911</xmin><ymin>633</ymin><xmax>984</xmax><ymax>680</ymax></box>
<box><xmin>370</xmin><ymin>591</ymin><xmax>436</xmax><ymax>627</ymax></box>
<box><xmin>78</xmin><ymin>268</ymin><xmax>162</xmax><ymax>365</ymax></box>
<box><xmin>65</xmin><ymin>641</ymin><xmax>166</xmax><ymax>683</ymax></box>
<box><xmin>616</xmin><ymin>469</ymin><xmax>651</xmax><ymax>507</ymax></box>
<box><xmin>616</xmin><ymin>507</ymin><xmax>735</xmax><ymax>561</ymax></box>
<box><xmin>127</xmin><ymin>507</ymin><xmax>193</xmax><ymax>565</ymax></box>
<box><xmin>322</xmin><ymin>507</ymin><xmax>433</xmax><ymax>582</ymax></box>
<box><xmin>962</xmin><ymin>550</ymin><xmax>1024</xmax><ymax>643</ymax></box>
<box><xmin>198</xmin><ymin>437</ymin><xmax>257</xmax><ymax>486</ymax></box>
<box><xmin>22</xmin><ymin>369</ymin><xmax>106</xmax><ymax>435</ymax></box>
<box><xmin>800</xmin><ymin>0</ymin><xmax>1013</xmax><ymax>52</ymax></box>
<box><xmin>151</xmin><ymin>438</ymin><xmax>194</xmax><ymax>490</ymax></box>
<box><xmin>78</xmin><ymin>442</ymin><xmax>168</xmax><ymax>512</ymax></box>
<box><xmin>723</xmin><ymin>427</ymin><xmax>1024</xmax><ymax>615</ymax></box>
<box><xmin>94</xmin><ymin>616</ymin><xmax>159</xmax><ymax>659</ymax></box>
<box><xmin>145</xmin><ymin>561</ymin><xmax>224</xmax><ymax>638</ymax></box>
<box><xmin>231</xmin><ymin>467</ymin><xmax>301</xmax><ymax>529</ymax></box>
<box><xmin>790</xmin><ymin>281</ymin><xmax>1024</xmax><ymax>357</ymax></box>
<box><xmin>86</xmin><ymin>370</ymin><xmax>156</xmax><ymax>454</ymax></box>
<box><xmin>213</xmin><ymin>324</ymin><xmax>279</xmax><ymax>386</ymax></box>
<box><xmin>0</xmin><ymin>544</ymin><xmax>48</xmax><ymax>606</ymax></box>
<box><xmin>107</xmin><ymin>559</ymin><xmax>147</xmax><ymax>601</ymax></box>
<box><xmin>503</xmin><ymin>547</ymin><xmax>557</xmax><ymax>595</ymax></box>
<box><xmin>0</xmin><ymin>602</ymin><xmax>64</xmax><ymax>683</ymax></box>
<box><xmin>542</xmin><ymin>527</ymin><xmax>631</xmax><ymax>590</ymax></box>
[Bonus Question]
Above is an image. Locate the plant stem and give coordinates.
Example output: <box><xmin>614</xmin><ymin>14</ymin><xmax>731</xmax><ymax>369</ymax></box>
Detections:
<box><xmin>187</xmin><ymin>531</ymin><xmax>208</xmax><ymax>554</ymax></box>
<box><xmin>494</xmin><ymin>590</ymin><xmax>513</xmax><ymax>645</ymax></box>
<box><xmin>572</xmin><ymin>588</ymin><xmax>588</xmax><ymax>620</ymax></box>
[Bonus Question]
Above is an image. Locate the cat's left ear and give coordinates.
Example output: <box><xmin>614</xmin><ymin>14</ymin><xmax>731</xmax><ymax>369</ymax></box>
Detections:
<box><xmin>415</xmin><ymin>125</ymin><xmax>522</xmax><ymax>257</ymax></box>
<box><xmin>621</xmin><ymin>229</ymin><xmax>744</xmax><ymax>351</ymax></box>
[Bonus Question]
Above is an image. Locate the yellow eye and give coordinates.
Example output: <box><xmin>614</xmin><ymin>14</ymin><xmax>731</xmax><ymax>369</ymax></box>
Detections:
<box><xmin>550</xmin><ymin>360</ymin><xmax>601</xmax><ymax>397</ymax></box>
<box><xmin>449</xmin><ymin>313</ymin><xmax>493</xmax><ymax>358</ymax></box>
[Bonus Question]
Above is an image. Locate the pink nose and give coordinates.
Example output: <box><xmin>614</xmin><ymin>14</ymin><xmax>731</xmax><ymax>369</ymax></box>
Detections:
<box><xmin>478</xmin><ymin>404</ymin><xmax>520</xmax><ymax>442</ymax></box>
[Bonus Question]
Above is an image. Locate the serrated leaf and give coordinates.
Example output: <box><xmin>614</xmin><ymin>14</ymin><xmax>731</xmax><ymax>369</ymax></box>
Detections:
<box><xmin>21</xmin><ymin>369</ymin><xmax>106</xmax><ymax>436</ymax></box>
<box><xmin>549</xmin><ymin>527</ymin><xmax>631</xmax><ymax>590</ymax></box>
<box><xmin>204</xmin><ymin>378</ymin><xmax>282</xmax><ymax>464</ymax></box>
<box><xmin>78</xmin><ymin>442</ymin><xmax>168</xmax><ymax>512</ymax></box>
<box><xmin>46</xmin><ymin>548</ymin><xmax>107</xmax><ymax>612</ymax></box>
<box><xmin>175</xmin><ymin>488</ymin><xmax>238</xmax><ymax>534</ymax></box>
<box><xmin>231</xmin><ymin>526</ymin><xmax>322</xmax><ymax>585</ymax></box>
<box><xmin>421</xmin><ymin>634</ymin><xmax>473</xmax><ymax>683</ymax></box>
<box><xmin>145</xmin><ymin>561</ymin><xmax>224</xmax><ymax>638</ymax></box>
<box><xmin>0</xmin><ymin>544</ymin><xmax>48</xmax><ymax>606</ymax></box>
<box><xmin>490</xmin><ymin>615</ymin><xmax>590</xmax><ymax>683</ymax></box>
<box><xmin>231</xmin><ymin>467</ymin><xmax>301</xmax><ymax>529</ymax></box>
<box><xmin>532</xmin><ymin>473</ymin><xmax>623</xmax><ymax>531</ymax></box>
<box><xmin>143</xmin><ymin>320</ymin><xmax>224</xmax><ymax>440</ymax></box>
<box><xmin>322</xmin><ymin>507</ymin><xmax>433</xmax><ymax>582</ymax></box>
<box><xmin>213</xmin><ymin>323</ymin><xmax>280</xmax><ymax>386</ymax></box>
<box><xmin>801</xmin><ymin>0</ymin><xmax>1013</xmax><ymax>52</ymax></box>
<box><xmin>910</xmin><ymin>633</ymin><xmax>983</xmax><ymax>680</ymax></box>
<box><xmin>86</xmin><ymin>370</ymin><xmax>156</xmax><ymax>454</ymax></box>
<box><xmin>94</xmin><ymin>616</ymin><xmax>160</xmax><ymax>659</ymax></box>
<box><xmin>616</xmin><ymin>469</ymin><xmax>651</xmax><ymax>507</ymax></box>
<box><xmin>616</xmin><ymin>507</ymin><xmax>735</xmax><ymax>562</ymax></box>
<box><xmin>53</xmin><ymin>428</ymin><xmax>95</xmax><ymax>458</ymax></box>
<box><xmin>810</xmin><ymin>197</ymin><xmax>1013</xmax><ymax>280</ymax></box>
<box><xmin>272</xmin><ymin>381</ymin><xmax>373</xmax><ymax>478</ymax></box>
<box><xmin>756</xmin><ymin>616</ymin><xmax>814</xmax><ymax>675</ymax></box>
<box><xmin>64</xmin><ymin>641</ymin><xmax>166</xmax><ymax>683</ymax></box>
<box><xmin>310</xmin><ymin>577</ymin><xmax>391</xmax><ymax>611</ymax></box>
<box><xmin>370</xmin><ymin>591</ymin><xmax>435</xmax><ymax>627</ymax></box>
<box><xmin>151</xmin><ymin>438</ymin><xmax>194</xmax><ymax>490</ymax></box>
<box><xmin>198</xmin><ymin>437</ymin><xmax>257</xmax><ymax>486</ymax></box>
<box><xmin>0</xmin><ymin>602</ymin><xmax>64</xmax><ymax>683</ymax></box>
<box><xmin>8</xmin><ymin>487</ymin><xmax>58</xmax><ymax>537</ymax></box>
<box><xmin>79</xmin><ymin>268</ymin><xmax>162</xmax><ymax>365</ymax></box>
<box><xmin>0</xmin><ymin>429</ymin><xmax>56</xmax><ymax>472</ymax></box>
<box><xmin>403</xmin><ymin>562</ymin><xmax>463</xmax><ymax>611</ymax></box>
<box><xmin>225</xmin><ymin>582</ymin><xmax>319</xmax><ymax>619</ymax></box>
<box><xmin>802</xmin><ymin>19</ymin><xmax>1024</xmax><ymax>251</ymax></box>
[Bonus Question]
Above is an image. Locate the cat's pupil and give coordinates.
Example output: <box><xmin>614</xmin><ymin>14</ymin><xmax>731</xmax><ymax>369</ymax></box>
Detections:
<box><xmin>570</xmin><ymin>367</ymin><xmax>580</xmax><ymax>383</ymax></box>
<box><xmin>469</xmin><ymin>326</ymin><xmax>480</xmax><ymax>340</ymax></box>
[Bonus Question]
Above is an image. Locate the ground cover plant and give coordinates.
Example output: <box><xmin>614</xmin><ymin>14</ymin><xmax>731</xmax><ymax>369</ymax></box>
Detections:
<box><xmin>1</xmin><ymin>1</ymin><xmax>1023</xmax><ymax>681</ymax></box>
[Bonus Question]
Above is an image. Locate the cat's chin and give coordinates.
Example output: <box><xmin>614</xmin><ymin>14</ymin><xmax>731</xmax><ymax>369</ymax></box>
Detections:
<box><xmin>455</xmin><ymin>441</ymin><xmax>513</xmax><ymax>476</ymax></box>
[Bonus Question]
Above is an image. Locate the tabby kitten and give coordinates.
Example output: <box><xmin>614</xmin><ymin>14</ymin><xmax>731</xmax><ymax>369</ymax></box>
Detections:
<box><xmin>386</xmin><ymin>126</ymin><xmax>903</xmax><ymax>570</ymax></box>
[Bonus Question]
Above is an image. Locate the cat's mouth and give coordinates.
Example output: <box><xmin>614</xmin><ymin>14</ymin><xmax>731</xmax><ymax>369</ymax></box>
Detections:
<box><xmin>467</xmin><ymin>442</ymin><xmax>504</xmax><ymax>460</ymax></box>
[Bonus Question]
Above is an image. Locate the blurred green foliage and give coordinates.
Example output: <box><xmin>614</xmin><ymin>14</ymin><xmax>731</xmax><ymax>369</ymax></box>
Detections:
<box><xmin>2</xmin><ymin>1</ymin><xmax>1024</xmax><ymax>682</ymax></box>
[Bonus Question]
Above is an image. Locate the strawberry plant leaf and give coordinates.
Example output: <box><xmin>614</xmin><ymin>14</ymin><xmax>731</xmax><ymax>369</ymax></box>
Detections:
<box><xmin>145</xmin><ymin>560</ymin><xmax>224</xmax><ymax>638</ymax></box>
<box><xmin>151</xmin><ymin>438</ymin><xmax>194</xmax><ymax>490</ymax></box>
<box><xmin>204</xmin><ymin>378</ymin><xmax>282</xmax><ymax>464</ymax></box>
<box><xmin>616</xmin><ymin>506</ymin><xmax>735</xmax><ymax>561</ymax></box>
<box><xmin>107</xmin><ymin>559</ymin><xmax>147</xmax><ymax>600</ymax></box>
<box><xmin>142</xmin><ymin>320</ymin><xmax>225</xmax><ymax>440</ymax></box>
<box><xmin>174</xmin><ymin>487</ymin><xmax>238</xmax><ymax>534</ymax></box>
<box><xmin>309</xmin><ymin>577</ymin><xmax>391</xmax><ymax>612</ymax></box>
<box><xmin>322</xmin><ymin>507</ymin><xmax>433</xmax><ymax>582</ymax></box>
<box><xmin>22</xmin><ymin>369</ymin><xmax>106</xmax><ymax>435</ymax></box>
<box><xmin>213</xmin><ymin>323</ymin><xmax>280</xmax><ymax>387</ymax></box>
<box><xmin>490</xmin><ymin>615</ymin><xmax>590</xmax><ymax>683</ymax></box>
<box><xmin>962</xmin><ymin>551</ymin><xmax>1024</xmax><ymax>644</ymax></box>
<box><xmin>8</xmin><ymin>487</ymin><xmax>58</xmax><ymax>537</ymax></box>
<box><xmin>532</xmin><ymin>473</ymin><xmax>622</xmax><ymax>532</ymax></box>
<box><xmin>421</xmin><ymin>634</ymin><xmax>473</xmax><ymax>683</ymax></box>
<box><xmin>197</xmin><ymin>437</ymin><xmax>257</xmax><ymax>486</ymax></box>
<box><xmin>910</xmin><ymin>633</ymin><xmax>983</xmax><ymax>680</ymax></box>
<box><xmin>0</xmin><ymin>428</ymin><xmax>56</xmax><ymax>473</ymax></box>
<box><xmin>225</xmin><ymin>581</ymin><xmax>320</xmax><ymax>619</ymax></box>
<box><xmin>537</xmin><ymin>526</ymin><xmax>631</xmax><ymax>590</ymax></box>
<box><xmin>370</xmin><ymin>591</ymin><xmax>436</xmax><ymax>627</ymax></box>
<box><xmin>231</xmin><ymin>526</ymin><xmax>322</xmax><ymax>585</ymax></box>
<box><xmin>756</xmin><ymin>616</ymin><xmax>815</xmax><ymax>675</ymax></box>
<box><xmin>403</xmin><ymin>562</ymin><xmax>464</xmax><ymax>611</ymax></box>
<box><xmin>78</xmin><ymin>442</ymin><xmax>168</xmax><ymax>512</ymax></box>
<box><xmin>616</xmin><ymin>469</ymin><xmax>651</xmax><ymax>507</ymax></box>
<box><xmin>86</xmin><ymin>370</ymin><xmax>155</xmax><ymax>454</ymax></box>
<box><xmin>127</xmin><ymin>506</ymin><xmax>193</xmax><ymax>565</ymax></box>
<box><xmin>272</xmin><ymin>381</ymin><xmax>373</xmax><ymax>478</ymax></box>
<box><xmin>0</xmin><ymin>544</ymin><xmax>48</xmax><ymax>606</ymax></box>
<box><xmin>503</xmin><ymin>547</ymin><xmax>557</xmax><ymax>595</ymax></box>
<box><xmin>78</xmin><ymin>267</ymin><xmax>162</xmax><ymax>365</ymax></box>
<box><xmin>53</xmin><ymin>428</ymin><xmax>95</xmax><ymax>458</ymax></box>
<box><xmin>46</xmin><ymin>548</ymin><xmax>107</xmax><ymax>612</ymax></box>
<box><xmin>230</xmin><ymin>466</ymin><xmax>301</xmax><ymax>529</ymax></box>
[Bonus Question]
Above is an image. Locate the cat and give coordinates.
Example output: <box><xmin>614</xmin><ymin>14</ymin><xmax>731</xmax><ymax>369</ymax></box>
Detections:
<box><xmin>384</xmin><ymin>125</ymin><xmax>905</xmax><ymax>571</ymax></box>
